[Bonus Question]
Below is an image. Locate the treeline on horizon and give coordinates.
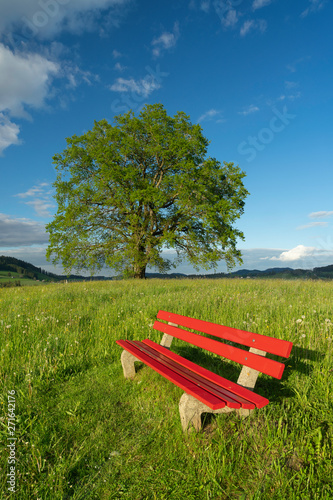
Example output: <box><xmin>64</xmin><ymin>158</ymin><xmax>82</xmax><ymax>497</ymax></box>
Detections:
<box><xmin>1</xmin><ymin>255</ymin><xmax>333</xmax><ymax>282</ymax></box>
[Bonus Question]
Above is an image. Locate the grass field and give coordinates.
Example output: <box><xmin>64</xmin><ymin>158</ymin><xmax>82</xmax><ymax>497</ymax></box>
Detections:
<box><xmin>1</xmin><ymin>278</ymin><xmax>332</xmax><ymax>499</ymax></box>
<box><xmin>0</xmin><ymin>271</ymin><xmax>45</xmax><ymax>287</ymax></box>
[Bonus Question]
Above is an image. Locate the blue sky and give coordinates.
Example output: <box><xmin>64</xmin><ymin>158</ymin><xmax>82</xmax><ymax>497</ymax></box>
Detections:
<box><xmin>0</xmin><ymin>0</ymin><xmax>332</xmax><ymax>275</ymax></box>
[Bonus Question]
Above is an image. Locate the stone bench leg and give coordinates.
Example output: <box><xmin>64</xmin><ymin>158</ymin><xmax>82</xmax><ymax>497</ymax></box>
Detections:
<box><xmin>179</xmin><ymin>393</ymin><xmax>235</xmax><ymax>433</ymax></box>
<box><xmin>179</xmin><ymin>393</ymin><xmax>204</xmax><ymax>432</ymax></box>
<box><xmin>121</xmin><ymin>350</ymin><xmax>140</xmax><ymax>379</ymax></box>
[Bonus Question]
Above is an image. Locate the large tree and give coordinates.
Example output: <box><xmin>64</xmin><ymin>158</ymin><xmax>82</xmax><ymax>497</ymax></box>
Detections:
<box><xmin>46</xmin><ymin>104</ymin><xmax>249</xmax><ymax>278</ymax></box>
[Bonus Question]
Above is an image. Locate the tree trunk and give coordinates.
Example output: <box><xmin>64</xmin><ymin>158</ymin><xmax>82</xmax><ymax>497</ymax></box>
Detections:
<box><xmin>133</xmin><ymin>265</ymin><xmax>146</xmax><ymax>279</ymax></box>
<box><xmin>133</xmin><ymin>244</ymin><xmax>147</xmax><ymax>279</ymax></box>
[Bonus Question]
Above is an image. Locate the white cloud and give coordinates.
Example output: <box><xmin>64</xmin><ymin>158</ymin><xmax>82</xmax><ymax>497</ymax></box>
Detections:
<box><xmin>222</xmin><ymin>9</ymin><xmax>238</xmax><ymax>28</ymax></box>
<box><xmin>286</xmin><ymin>56</ymin><xmax>310</xmax><ymax>73</ymax></box>
<box><xmin>25</xmin><ymin>199</ymin><xmax>55</xmax><ymax>218</ymax></box>
<box><xmin>0</xmin><ymin>44</ymin><xmax>97</xmax><ymax>153</ymax></box>
<box><xmin>109</xmin><ymin>77</ymin><xmax>161</xmax><ymax>97</ymax></box>
<box><xmin>15</xmin><ymin>182</ymin><xmax>50</xmax><ymax>199</ymax></box>
<box><xmin>197</xmin><ymin>108</ymin><xmax>223</xmax><ymax>123</ymax></box>
<box><xmin>252</xmin><ymin>0</ymin><xmax>272</xmax><ymax>10</ymax></box>
<box><xmin>301</xmin><ymin>0</ymin><xmax>327</xmax><ymax>18</ymax></box>
<box><xmin>14</xmin><ymin>182</ymin><xmax>55</xmax><ymax>217</ymax></box>
<box><xmin>114</xmin><ymin>62</ymin><xmax>127</xmax><ymax>72</ymax></box>
<box><xmin>240</xmin><ymin>19</ymin><xmax>267</xmax><ymax>37</ymax></box>
<box><xmin>152</xmin><ymin>22</ymin><xmax>180</xmax><ymax>58</ymax></box>
<box><xmin>285</xmin><ymin>80</ymin><xmax>299</xmax><ymax>90</ymax></box>
<box><xmin>0</xmin><ymin>0</ymin><xmax>131</xmax><ymax>39</ymax></box>
<box><xmin>112</xmin><ymin>49</ymin><xmax>123</xmax><ymax>58</ymax></box>
<box><xmin>0</xmin><ymin>213</ymin><xmax>49</xmax><ymax>247</ymax></box>
<box><xmin>309</xmin><ymin>211</ymin><xmax>333</xmax><ymax>219</ymax></box>
<box><xmin>0</xmin><ymin>43</ymin><xmax>59</xmax><ymax>118</ymax></box>
<box><xmin>238</xmin><ymin>104</ymin><xmax>259</xmax><ymax>116</ymax></box>
<box><xmin>0</xmin><ymin>44</ymin><xmax>60</xmax><ymax>152</ymax></box>
<box><xmin>269</xmin><ymin>245</ymin><xmax>317</xmax><ymax>262</ymax></box>
<box><xmin>297</xmin><ymin>222</ymin><xmax>328</xmax><ymax>230</ymax></box>
<box><xmin>0</xmin><ymin>113</ymin><xmax>21</xmax><ymax>155</ymax></box>
<box><xmin>200</xmin><ymin>1</ymin><xmax>210</xmax><ymax>13</ymax></box>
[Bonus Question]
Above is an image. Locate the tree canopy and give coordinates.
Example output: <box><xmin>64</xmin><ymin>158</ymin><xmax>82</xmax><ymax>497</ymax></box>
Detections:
<box><xmin>46</xmin><ymin>104</ymin><xmax>249</xmax><ymax>278</ymax></box>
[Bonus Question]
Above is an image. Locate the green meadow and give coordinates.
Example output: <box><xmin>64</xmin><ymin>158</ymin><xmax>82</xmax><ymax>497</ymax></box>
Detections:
<box><xmin>1</xmin><ymin>279</ymin><xmax>332</xmax><ymax>499</ymax></box>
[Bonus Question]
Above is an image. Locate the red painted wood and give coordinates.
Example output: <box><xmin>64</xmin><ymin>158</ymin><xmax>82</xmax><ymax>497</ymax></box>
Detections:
<box><xmin>157</xmin><ymin>311</ymin><xmax>292</xmax><ymax>358</ymax></box>
<box><xmin>130</xmin><ymin>341</ymin><xmax>254</xmax><ymax>409</ymax></box>
<box><xmin>116</xmin><ymin>339</ymin><xmax>226</xmax><ymax>409</ymax></box>
<box><xmin>153</xmin><ymin>321</ymin><xmax>285</xmax><ymax>379</ymax></box>
<box><xmin>142</xmin><ymin>339</ymin><xmax>269</xmax><ymax>408</ymax></box>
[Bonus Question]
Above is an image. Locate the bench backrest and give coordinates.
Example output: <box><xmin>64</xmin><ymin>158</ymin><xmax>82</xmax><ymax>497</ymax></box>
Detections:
<box><xmin>154</xmin><ymin>311</ymin><xmax>293</xmax><ymax>380</ymax></box>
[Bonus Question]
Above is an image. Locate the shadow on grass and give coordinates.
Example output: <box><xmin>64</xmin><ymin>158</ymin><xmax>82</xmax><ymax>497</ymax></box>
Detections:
<box><xmin>172</xmin><ymin>344</ymin><xmax>323</xmax><ymax>404</ymax></box>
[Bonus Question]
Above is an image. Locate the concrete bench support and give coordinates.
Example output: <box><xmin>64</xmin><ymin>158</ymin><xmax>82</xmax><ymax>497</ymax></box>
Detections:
<box><xmin>121</xmin><ymin>350</ymin><xmax>140</xmax><ymax>379</ymax></box>
<box><xmin>179</xmin><ymin>393</ymin><xmax>234</xmax><ymax>432</ymax></box>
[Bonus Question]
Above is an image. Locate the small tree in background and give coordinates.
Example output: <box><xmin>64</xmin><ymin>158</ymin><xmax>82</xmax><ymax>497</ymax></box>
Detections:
<box><xmin>46</xmin><ymin>104</ymin><xmax>249</xmax><ymax>278</ymax></box>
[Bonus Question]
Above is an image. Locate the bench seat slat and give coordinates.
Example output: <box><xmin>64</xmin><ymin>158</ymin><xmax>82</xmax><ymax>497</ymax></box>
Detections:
<box><xmin>157</xmin><ymin>311</ymin><xmax>292</xmax><ymax>358</ymax></box>
<box><xmin>143</xmin><ymin>339</ymin><xmax>269</xmax><ymax>408</ymax></box>
<box><xmin>130</xmin><ymin>340</ymin><xmax>255</xmax><ymax>409</ymax></box>
<box><xmin>153</xmin><ymin>321</ymin><xmax>285</xmax><ymax>379</ymax></box>
<box><xmin>116</xmin><ymin>339</ymin><xmax>227</xmax><ymax>410</ymax></box>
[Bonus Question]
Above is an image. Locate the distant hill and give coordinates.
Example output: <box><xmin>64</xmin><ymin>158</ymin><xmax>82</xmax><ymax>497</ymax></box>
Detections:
<box><xmin>0</xmin><ymin>255</ymin><xmax>58</xmax><ymax>282</ymax></box>
<box><xmin>1</xmin><ymin>255</ymin><xmax>333</xmax><ymax>282</ymax></box>
<box><xmin>0</xmin><ymin>256</ymin><xmax>94</xmax><ymax>283</ymax></box>
<box><xmin>147</xmin><ymin>265</ymin><xmax>333</xmax><ymax>280</ymax></box>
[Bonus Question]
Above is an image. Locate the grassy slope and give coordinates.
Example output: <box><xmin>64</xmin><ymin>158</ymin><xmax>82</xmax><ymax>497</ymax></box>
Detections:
<box><xmin>0</xmin><ymin>271</ymin><xmax>54</xmax><ymax>286</ymax></box>
<box><xmin>0</xmin><ymin>279</ymin><xmax>332</xmax><ymax>499</ymax></box>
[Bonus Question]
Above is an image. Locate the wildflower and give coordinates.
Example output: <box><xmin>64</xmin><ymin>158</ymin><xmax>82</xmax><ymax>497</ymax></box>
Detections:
<box><xmin>301</xmin><ymin>334</ymin><xmax>306</xmax><ymax>338</ymax></box>
<box><xmin>6</xmin><ymin>325</ymin><xmax>11</xmax><ymax>329</ymax></box>
<box><xmin>296</xmin><ymin>319</ymin><xmax>302</xmax><ymax>324</ymax></box>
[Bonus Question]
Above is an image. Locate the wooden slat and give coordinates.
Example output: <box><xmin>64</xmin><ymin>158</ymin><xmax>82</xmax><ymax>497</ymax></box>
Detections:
<box><xmin>116</xmin><ymin>339</ymin><xmax>226</xmax><ymax>410</ymax></box>
<box><xmin>130</xmin><ymin>341</ymin><xmax>254</xmax><ymax>409</ymax></box>
<box><xmin>153</xmin><ymin>321</ymin><xmax>285</xmax><ymax>379</ymax></box>
<box><xmin>157</xmin><ymin>311</ymin><xmax>292</xmax><ymax>358</ymax></box>
<box><xmin>142</xmin><ymin>339</ymin><xmax>269</xmax><ymax>408</ymax></box>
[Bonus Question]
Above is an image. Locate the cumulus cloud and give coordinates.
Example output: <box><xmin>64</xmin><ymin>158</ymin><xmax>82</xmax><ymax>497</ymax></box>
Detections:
<box><xmin>152</xmin><ymin>22</ymin><xmax>180</xmax><ymax>58</ymax></box>
<box><xmin>269</xmin><ymin>245</ymin><xmax>317</xmax><ymax>262</ymax></box>
<box><xmin>0</xmin><ymin>43</ymin><xmax>98</xmax><ymax>153</ymax></box>
<box><xmin>0</xmin><ymin>114</ymin><xmax>21</xmax><ymax>155</ymax></box>
<box><xmin>0</xmin><ymin>43</ymin><xmax>59</xmax><ymax>118</ymax></box>
<box><xmin>0</xmin><ymin>213</ymin><xmax>49</xmax><ymax>247</ymax></box>
<box><xmin>0</xmin><ymin>0</ymin><xmax>131</xmax><ymax>39</ymax></box>
<box><xmin>0</xmin><ymin>44</ymin><xmax>60</xmax><ymax>152</ymax></box>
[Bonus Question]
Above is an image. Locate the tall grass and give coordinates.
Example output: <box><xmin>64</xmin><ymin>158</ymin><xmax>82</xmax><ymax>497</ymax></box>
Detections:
<box><xmin>0</xmin><ymin>279</ymin><xmax>332</xmax><ymax>499</ymax></box>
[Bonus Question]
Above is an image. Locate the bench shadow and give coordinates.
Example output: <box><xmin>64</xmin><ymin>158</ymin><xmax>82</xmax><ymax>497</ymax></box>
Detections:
<box><xmin>174</xmin><ymin>344</ymin><xmax>323</xmax><ymax>404</ymax></box>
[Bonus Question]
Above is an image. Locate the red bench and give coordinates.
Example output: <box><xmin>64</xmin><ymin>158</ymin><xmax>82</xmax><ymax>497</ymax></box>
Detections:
<box><xmin>116</xmin><ymin>310</ymin><xmax>293</xmax><ymax>432</ymax></box>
